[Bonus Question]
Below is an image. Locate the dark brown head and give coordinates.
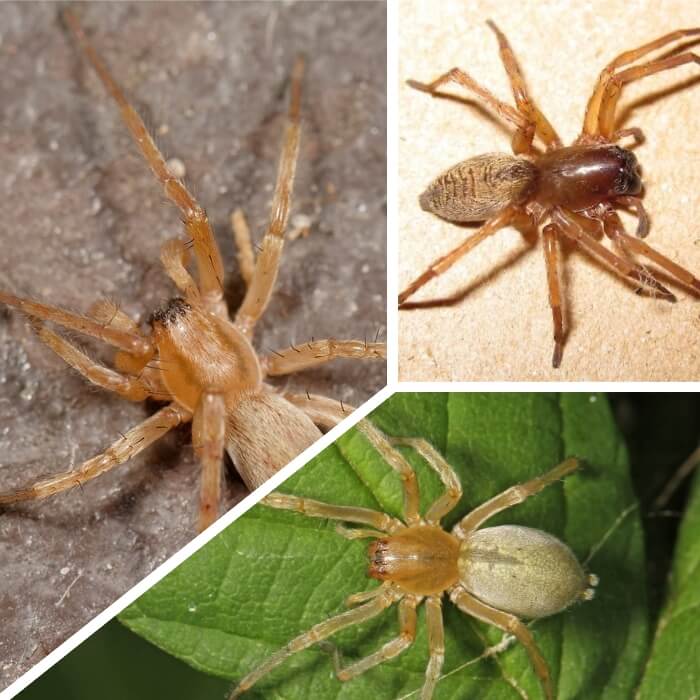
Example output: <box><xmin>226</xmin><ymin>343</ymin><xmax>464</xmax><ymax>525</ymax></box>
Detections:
<box><xmin>536</xmin><ymin>145</ymin><xmax>642</xmax><ymax>211</ymax></box>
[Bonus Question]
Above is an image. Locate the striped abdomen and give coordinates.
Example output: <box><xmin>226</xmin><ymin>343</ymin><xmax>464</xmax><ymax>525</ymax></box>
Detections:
<box><xmin>420</xmin><ymin>153</ymin><xmax>537</xmax><ymax>222</ymax></box>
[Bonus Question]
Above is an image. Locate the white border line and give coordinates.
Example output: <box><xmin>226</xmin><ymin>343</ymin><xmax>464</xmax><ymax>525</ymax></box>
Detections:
<box><xmin>0</xmin><ymin>384</ymin><xmax>394</xmax><ymax>700</ymax></box>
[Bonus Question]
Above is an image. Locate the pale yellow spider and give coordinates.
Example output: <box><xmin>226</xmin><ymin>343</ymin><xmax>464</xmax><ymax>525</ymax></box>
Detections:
<box><xmin>231</xmin><ymin>419</ymin><xmax>597</xmax><ymax>700</ymax></box>
<box><xmin>0</xmin><ymin>9</ymin><xmax>385</xmax><ymax>533</ymax></box>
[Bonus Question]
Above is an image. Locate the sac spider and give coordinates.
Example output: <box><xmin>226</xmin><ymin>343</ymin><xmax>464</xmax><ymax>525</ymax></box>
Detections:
<box><xmin>0</xmin><ymin>10</ymin><xmax>385</xmax><ymax>532</ymax></box>
<box><xmin>230</xmin><ymin>420</ymin><xmax>597</xmax><ymax>700</ymax></box>
<box><xmin>399</xmin><ymin>21</ymin><xmax>700</xmax><ymax>367</ymax></box>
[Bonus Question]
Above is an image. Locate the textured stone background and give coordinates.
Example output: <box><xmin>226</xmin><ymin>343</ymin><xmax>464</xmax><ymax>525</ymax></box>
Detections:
<box><xmin>0</xmin><ymin>1</ymin><xmax>386</xmax><ymax>688</ymax></box>
<box><xmin>399</xmin><ymin>0</ymin><xmax>700</xmax><ymax>380</ymax></box>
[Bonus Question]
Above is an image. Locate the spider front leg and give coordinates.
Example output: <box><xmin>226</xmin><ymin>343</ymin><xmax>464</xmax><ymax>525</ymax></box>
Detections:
<box><xmin>581</xmin><ymin>27</ymin><xmax>700</xmax><ymax>138</ymax></box>
<box><xmin>263</xmin><ymin>338</ymin><xmax>386</xmax><ymax>375</ymax></box>
<box><xmin>454</xmin><ymin>457</ymin><xmax>580</xmax><ymax>536</ymax></box>
<box><xmin>450</xmin><ymin>587</ymin><xmax>552</xmax><ymax>700</ymax></box>
<box><xmin>422</xmin><ymin>596</ymin><xmax>446</xmax><ymax>700</ymax></box>
<box><xmin>0</xmin><ymin>404</ymin><xmax>190</xmax><ymax>505</ymax></box>
<box><xmin>235</xmin><ymin>56</ymin><xmax>304</xmax><ymax>337</ymax></box>
<box><xmin>602</xmin><ymin>210</ymin><xmax>700</xmax><ymax>293</ymax></box>
<box><xmin>231</xmin><ymin>208</ymin><xmax>255</xmax><ymax>289</ymax></box>
<box><xmin>228</xmin><ymin>588</ymin><xmax>398</xmax><ymax>698</ymax></box>
<box><xmin>387</xmin><ymin>436</ymin><xmax>462</xmax><ymax>524</ymax></box>
<box><xmin>63</xmin><ymin>9</ymin><xmax>226</xmax><ymax>316</ymax></box>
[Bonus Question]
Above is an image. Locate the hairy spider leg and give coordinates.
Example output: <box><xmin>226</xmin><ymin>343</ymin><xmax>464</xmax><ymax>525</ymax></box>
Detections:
<box><xmin>454</xmin><ymin>457</ymin><xmax>580</xmax><ymax>536</ymax></box>
<box><xmin>450</xmin><ymin>588</ymin><xmax>553</xmax><ymax>700</ymax></box>
<box><xmin>0</xmin><ymin>404</ymin><xmax>190</xmax><ymax>505</ymax></box>
<box><xmin>551</xmin><ymin>209</ymin><xmax>677</xmax><ymax>301</ymax></box>
<box><xmin>542</xmin><ymin>223</ymin><xmax>565</xmax><ymax>368</ymax></box>
<box><xmin>229</xmin><ymin>587</ymin><xmax>399</xmax><ymax>699</ymax></box>
<box><xmin>263</xmin><ymin>338</ymin><xmax>386</xmax><ymax>376</ymax></box>
<box><xmin>234</xmin><ymin>56</ymin><xmax>304</xmax><ymax>337</ymax></box>
<box><xmin>602</xmin><ymin>210</ymin><xmax>700</xmax><ymax>293</ymax></box>
<box><xmin>388</xmin><ymin>436</ymin><xmax>462</xmax><ymax>523</ymax></box>
<box><xmin>485</xmin><ymin>20</ymin><xmax>562</xmax><ymax>153</ymax></box>
<box><xmin>398</xmin><ymin>207</ymin><xmax>521</xmax><ymax>304</ymax></box>
<box><xmin>231</xmin><ymin>209</ymin><xmax>256</xmax><ymax>288</ymax></box>
<box><xmin>582</xmin><ymin>27</ymin><xmax>700</xmax><ymax>137</ymax></box>
<box><xmin>159</xmin><ymin>239</ymin><xmax>201</xmax><ymax>303</ymax></box>
<box><xmin>280</xmin><ymin>392</ymin><xmax>354</xmax><ymax>430</ymax></box>
<box><xmin>0</xmin><ymin>291</ymin><xmax>152</xmax><ymax>356</ymax></box>
<box><xmin>63</xmin><ymin>9</ymin><xmax>226</xmax><ymax>316</ymax></box>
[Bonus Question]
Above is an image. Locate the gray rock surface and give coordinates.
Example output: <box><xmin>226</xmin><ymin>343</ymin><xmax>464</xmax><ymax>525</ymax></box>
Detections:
<box><xmin>0</xmin><ymin>2</ymin><xmax>386</xmax><ymax>688</ymax></box>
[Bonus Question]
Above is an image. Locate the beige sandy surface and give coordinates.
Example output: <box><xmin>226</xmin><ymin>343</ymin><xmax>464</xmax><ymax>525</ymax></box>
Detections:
<box><xmin>399</xmin><ymin>0</ymin><xmax>700</xmax><ymax>381</ymax></box>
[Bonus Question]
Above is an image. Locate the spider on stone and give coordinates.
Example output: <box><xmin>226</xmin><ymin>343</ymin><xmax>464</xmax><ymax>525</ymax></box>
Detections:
<box><xmin>230</xmin><ymin>419</ymin><xmax>597</xmax><ymax>700</ymax></box>
<box><xmin>399</xmin><ymin>21</ymin><xmax>700</xmax><ymax>367</ymax></box>
<box><xmin>0</xmin><ymin>10</ymin><xmax>385</xmax><ymax>532</ymax></box>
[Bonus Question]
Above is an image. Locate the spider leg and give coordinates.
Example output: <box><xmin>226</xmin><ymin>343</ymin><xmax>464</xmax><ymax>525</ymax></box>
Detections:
<box><xmin>228</xmin><ymin>588</ymin><xmax>398</xmax><ymax>699</ymax></box>
<box><xmin>615</xmin><ymin>195</ymin><xmax>649</xmax><ymax>238</ymax></box>
<box><xmin>602</xmin><ymin>210</ymin><xmax>700</xmax><ymax>293</ymax></box>
<box><xmin>160</xmin><ymin>239</ymin><xmax>201</xmax><ymax>303</ymax></box>
<box><xmin>234</xmin><ymin>57</ymin><xmax>304</xmax><ymax>337</ymax></box>
<box><xmin>399</xmin><ymin>207</ymin><xmax>519</xmax><ymax>304</ymax></box>
<box><xmin>610</xmin><ymin>127</ymin><xmax>645</xmax><ymax>149</ymax></box>
<box><xmin>453</xmin><ymin>458</ymin><xmax>580</xmax><ymax>536</ymax></box>
<box><xmin>450</xmin><ymin>587</ymin><xmax>553</xmax><ymax>700</ymax></box>
<box><xmin>88</xmin><ymin>299</ymin><xmax>153</xmax><ymax>375</ymax></box>
<box><xmin>552</xmin><ymin>208</ymin><xmax>677</xmax><ymax>301</ymax></box>
<box><xmin>62</xmin><ymin>9</ymin><xmax>226</xmax><ymax>315</ymax></box>
<box><xmin>485</xmin><ymin>20</ymin><xmax>561</xmax><ymax>153</ymax></box>
<box><xmin>422</xmin><ymin>596</ymin><xmax>445</xmax><ymax>700</ymax></box>
<box><xmin>356</xmin><ymin>420</ymin><xmax>421</xmax><ymax>526</ymax></box>
<box><xmin>263</xmin><ymin>338</ymin><xmax>386</xmax><ymax>376</ymax></box>
<box><xmin>582</xmin><ymin>27</ymin><xmax>700</xmax><ymax>136</ymax></box>
<box><xmin>31</xmin><ymin>322</ymin><xmax>153</xmax><ymax>401</ymax></box>
<box><xmin>598</xmin><ymin>51</ymin><xmax>700</xmax><ymax>137</ymax></box>
<box><xmin>281</xmin><ymin>392</ymin><xmax>354</xmax><ymax>430</ymax></box>
<box><xmin>262</xmin><ymin>492</ymin><xmax>402</xmax><ymax>533</ymax></box>
<box><xmin>407</xmin><ymin>69</ymin><xmax>529</xmax><ymax>139</ymax></box>
<box><xmin>542</xmin><ymin>223</ymin><xmax>565</xmax><ymax>368</ymax></box>
<box><xmin>0</xmin><ymin>404</ymin><xmax>190</xmax><ymax>505</ymax></box>
<box><xmin>331</xmin><ymin>595</ymin><xmax>418</xmax><ymax>682</ymax></box>
<box><xmin>0</xmin><ymin>291</ymin><xmax>152</xmax><ymax>356</ymax></box>
<box><xmin>193</xmin><ymin>392</ymin><xmax>226</xmax><ymax>532</ymax></box>
<box><xmin>387</xmin><ymin>437</ymin><xmax>462</xmax><ymax>524</ymax></box>
<box><xmin>231</xmin><ymin>209</ymin><xmax>255</xmax><ymax>289</ymax></box>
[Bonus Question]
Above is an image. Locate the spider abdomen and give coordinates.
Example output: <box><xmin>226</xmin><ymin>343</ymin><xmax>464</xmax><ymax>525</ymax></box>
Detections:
<box><xmin>419</xmin><ymin>153</ymin><xmax>537</xmax><ymax>222</ymax></box>
<box><xmin>368</xmin><ymin>524</ymin><xmax>460</xmax><ymax>595</ymax></box>
<box><xmin>458</xmin><ymin>525</ymin><xmax>592</xmax><ymax>618</ymax></box>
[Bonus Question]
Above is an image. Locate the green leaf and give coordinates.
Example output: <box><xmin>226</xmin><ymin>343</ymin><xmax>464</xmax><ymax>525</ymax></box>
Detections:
<box><xmin>121</xmin><ymin>393</ymin><xmax>648</xmax><ymax>699</ymax></box>
<box><xmin>637</xmin><ymin>463</ymin><xmax>700</xmax><ymax>699</ymax></box>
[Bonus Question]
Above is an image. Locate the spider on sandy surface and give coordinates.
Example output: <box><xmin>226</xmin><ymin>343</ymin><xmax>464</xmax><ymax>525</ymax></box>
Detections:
<box><xmin>0</xmin><ymin>10</ymin><xmax>385</xmax><ymax>532</ymax></box>
<box><xmin>399</xmin><ymin>21</ymin><xmax>700</xmax><ymax>367</ymax></box>
<box><xmin>231</xmin><ymin>419</ymin><xmax>597</xmax><ymax>700</ymax></box>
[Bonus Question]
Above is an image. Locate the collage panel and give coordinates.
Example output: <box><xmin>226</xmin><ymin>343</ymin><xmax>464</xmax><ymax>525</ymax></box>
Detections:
<box><xmin>398</xmin><ymin>0</ymin><xmax>700</xmax><ymax>381</ymax></box>
<box><xmin>0</xmin><ymin>1</ymin><xmax>386</xmax><ymax>689</ymax></box>
<box><xmin>14</xmin><ymin>392</ymin><xmax>700</xmax><ymax>700</ymax></box>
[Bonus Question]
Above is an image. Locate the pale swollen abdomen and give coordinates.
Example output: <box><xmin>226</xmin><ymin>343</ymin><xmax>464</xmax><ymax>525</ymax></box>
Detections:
<box><xmin>458</xmin><ymin>525</ymin><xmax>590</xmax><ymax>619</ymax></box>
